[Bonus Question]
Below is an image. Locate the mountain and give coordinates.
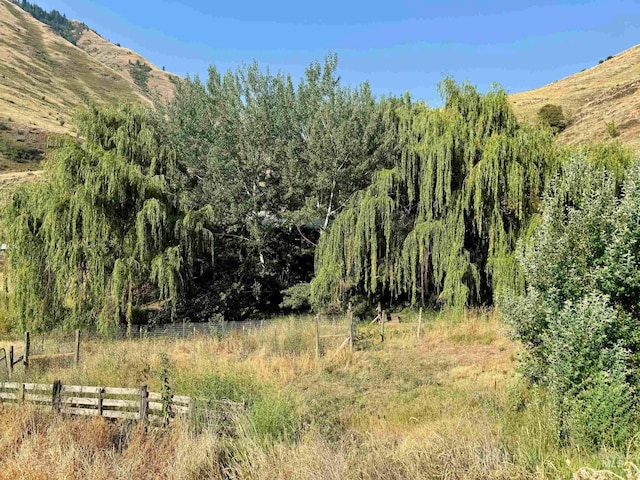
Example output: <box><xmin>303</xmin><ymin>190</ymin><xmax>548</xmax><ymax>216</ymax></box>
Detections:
<box><xmin>509</xmin><ymin>44</ymin><xmax>640</xmax><ymax>151</ymax></box>
<box><xmin>0</xmin><ymin>0</ymin><xmax>177</xmax><ymax>174</ymax></box>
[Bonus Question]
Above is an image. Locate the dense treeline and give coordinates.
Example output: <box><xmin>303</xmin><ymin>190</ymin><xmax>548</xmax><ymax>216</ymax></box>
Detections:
<box><xmin>18</xmin><ymin>0</ymin><xmax>86</xmax><ymax>45</ymax></box>
<box><xmin>1</xmin><ymin>56</ymin><xmax>404</xmax><ymax>326</ymax></box>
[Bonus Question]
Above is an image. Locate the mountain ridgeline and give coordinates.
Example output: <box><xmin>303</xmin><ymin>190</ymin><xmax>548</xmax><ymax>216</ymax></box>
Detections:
<box><xmin>15</xmin><ymin>0</ymin><xmax>87</xmax><ymax>44</ymax></box>
<box><xmin>0</xmin><ymin>0</ymin><xmax>176</xmax><ymax>175</ymax></box>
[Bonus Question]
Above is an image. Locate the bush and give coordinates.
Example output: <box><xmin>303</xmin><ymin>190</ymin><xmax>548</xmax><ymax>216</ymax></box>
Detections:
<box><xmin>129</xmin><ymin>60</ymin><xmax>152</xmax><ymax>91</ymax></box>
<box><xmin>606</xmin><ymin>121</ymin><xmax>620</xmax><ymax>138</ymax></box>
<box><xmin>279</xmin><ymin>282</ymin><xmax>311</xmax><ymax>311</ymax></box>
<box><xmin>537</xmin><ymin>104</ymin><xmax>569</xmax><ymax>133</ymax></box>
<box><xmin>546</xmin><ymin>294</ymin><xmax>639</xmax><ymax>446</ymax></box>
<box><xmin>502</xmin><ymin>152</ymin><xmax>640</xmax><ymax>449</ymax></box>
<box><xmin>566</xmin><ymin>366</ymin><xmax>637</xmax><ymax>450</ymax></box>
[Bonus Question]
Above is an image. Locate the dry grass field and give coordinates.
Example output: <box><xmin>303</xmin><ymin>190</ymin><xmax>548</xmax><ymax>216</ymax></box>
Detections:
<box><xmin>0</xmin><ymin>311</ymin><xmax>636</xmax><ymax>479</ymax></box>
<box><xmin>509</xmin><ymin>44</ymin><xmax>640</xmax><ymax>151</ymax></box>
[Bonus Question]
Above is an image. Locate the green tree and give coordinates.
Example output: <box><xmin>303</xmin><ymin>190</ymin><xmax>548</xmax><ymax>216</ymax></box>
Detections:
<box><xmin>157</xmin><ymin>55</ymin><xmax>401</xmax><ymax>319</ymax></box>
<box><xmin>18</xmin><ymin>0</ymin><xmax>86</xmax><ymax>45</ymax></box>
<box><xmin>311</xmin><ymin>79</ymin><xmax>555</xmax><ymax>309</ymax></box>
<box><xmin>2</xmin><ymin>104</ymin><xmax>216</xmax><ymax>333</ymax></box>
<box><xmin>537</xmin><ymin>104</ymin><xmax>569</xmax><ymax>133</ymax></box>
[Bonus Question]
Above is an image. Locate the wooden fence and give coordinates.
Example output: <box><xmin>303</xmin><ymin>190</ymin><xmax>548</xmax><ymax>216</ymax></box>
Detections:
<box><xmin>4</xmin><ymin>331</ymin><xmax>81</xmax><ymax>378</ymax></box>
<box><xmin>313</xmin><ymin>306</ymin><xmax>424</xmax><ymax>359</ymax></box>
<box><xmin>0</xmin><ymin>381</ymin><xmax>242</xmax><ymax>423</ymax></box>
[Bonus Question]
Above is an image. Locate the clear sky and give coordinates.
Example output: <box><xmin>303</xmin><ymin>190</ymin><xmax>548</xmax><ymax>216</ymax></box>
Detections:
<box><xmin>33</xmin><ymin>0</ymin><xmax>640</xmax><ymax>105</ymax></box>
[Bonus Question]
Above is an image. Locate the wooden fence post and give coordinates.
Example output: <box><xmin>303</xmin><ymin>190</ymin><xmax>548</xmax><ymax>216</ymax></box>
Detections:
<box><xmin>139</xmin><ymin>385</ymin><xmax>148</xmax><ymax>422</ymax></box>
<box><xmin>20</xmin><ymin>383</ymin><xmax>25</xmax><ymax>404</ymax></box>
<box><xmin>314</xmin><ymin>314</ymin><xmax>321</xmax><ymax>360</ymax></box>
<box><xmin>416</xmin><ymin>307</ymin><xmax>423</xmax><ymax>339</ymax></box>
<box><xmin>98</xmin><ymin>387</ymin><xmax>104</xmax><ymax>417</ymax></box>
<box><xmin>52</xmin><ymin>380</ymin><xmax>62</xmax><ymax>413</ymax></box>
<box><xmin>348</xmin><ymin>305</ymin><xmax>354</xmax><ymax>353</ymax></box>
<box><xmin>74</xmin><ymin>330</ymin><xmax>80</xmax><ymax>365</ymax></box>
<box><xmin>9</xmin><ymin>345</ymin><xmax>13</xmax><ymax>378</ymax></box>
<box><xmin>380</xmin><ymin>310</ymin><xmax>385</xmax><ymax>343</ymax></box>
<box><xmin>24</xmin><ymin>331</ymin><xmax>30</xmax><ymax>370</ymax></box>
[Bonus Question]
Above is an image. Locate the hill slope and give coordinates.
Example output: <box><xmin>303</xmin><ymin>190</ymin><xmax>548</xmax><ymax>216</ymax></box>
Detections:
<box><xmin>510</xmin><ymin>44</ymin><xmax>640</xmax><ymax>151</ymax></box>
<box><xmin>0</xmin><ymin>0</ymin><xmax>176</xmax><ymax>173</ymax></box>
<box><xmin>75</xmin><ymin>26</ymin><xmax>177</xmax><ymax>102</ymax></box>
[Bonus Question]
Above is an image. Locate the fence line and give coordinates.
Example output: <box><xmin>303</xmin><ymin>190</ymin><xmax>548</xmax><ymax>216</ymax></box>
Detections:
<box><xmin>0</xmin><ymin>381</ymin><xmax>244</xmax><ymax>423</ymax></box>
<box><xmin>120</xmin><ymin>315</ymin><xmax>348</xmax><ymax>341</ymax></box>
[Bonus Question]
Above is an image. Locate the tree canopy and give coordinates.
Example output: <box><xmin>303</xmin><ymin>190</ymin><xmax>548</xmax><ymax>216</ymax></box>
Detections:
<box><xmin>2</xmin><ymin>104</ymin><xmax>216</xmax><ymax>332</ymax></box>
<box><xmin>311</xmin><ymin>79</ymin><xmax>556</xmax><ymax>309</ymax></box>
<box><xmin>157</xmin><ymin>55</ymin><xmax>403</xmax><ymax>318</ymax></box>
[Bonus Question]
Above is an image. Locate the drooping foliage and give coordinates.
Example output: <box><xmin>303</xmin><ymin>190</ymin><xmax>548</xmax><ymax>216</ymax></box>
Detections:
<box><xmin>157</xmin><ymin>55</ymin><xmax>403</xmax><ymax>319</ymax></box>
<box><xmin>2</xmin><ymin>104</ymin><xmax>215</xmax><ymax>333</ymax></box>
<box><xmin>312</xmin><ymin>79</ymin><xmax>556</xmax><ymax>309</ymax></box>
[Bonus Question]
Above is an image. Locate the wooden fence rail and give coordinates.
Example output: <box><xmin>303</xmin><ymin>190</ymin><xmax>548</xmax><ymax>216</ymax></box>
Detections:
<box><xmin>0</xmin><ymin>381</ymin><xmax>242</xmax><ymax>423</ymax></box>
<box><xmin>6</xmin><ymin>331</ymin><xmax>81</xmax><ymax>378</ymax></box>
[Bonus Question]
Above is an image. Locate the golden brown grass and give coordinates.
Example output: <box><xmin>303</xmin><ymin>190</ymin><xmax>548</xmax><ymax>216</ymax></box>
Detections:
<box><xmin>0</xmin><ymin>311</ymin><xmax>637</xmax><ymax>479</ymax></box>
<box><xmin>75</xmin><ymin>28</ymin><xmax>176</xmax><ymax>102</ymax></box>
<box><xmin>509</xmin><ymin>44</ymin><xmax>640</xmax><ymax>151</ymax></box>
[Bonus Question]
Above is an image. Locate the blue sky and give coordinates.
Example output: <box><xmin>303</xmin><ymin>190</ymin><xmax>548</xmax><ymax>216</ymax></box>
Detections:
<box><xmin>33</xmin><ymin>0</ymin><xmax>640</xmax><ymax>105</ymax></box>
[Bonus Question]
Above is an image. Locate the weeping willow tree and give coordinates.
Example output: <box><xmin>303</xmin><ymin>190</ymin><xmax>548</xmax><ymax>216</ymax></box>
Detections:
<box><xmin>2</xmin><ymin>104</ymin><xmax>216</xmax><ymax>333</ymax></box>
<box><xmin>311</xmin><ymin>79</ymin><xmax>556</xmax><ymax>309</ymax></box>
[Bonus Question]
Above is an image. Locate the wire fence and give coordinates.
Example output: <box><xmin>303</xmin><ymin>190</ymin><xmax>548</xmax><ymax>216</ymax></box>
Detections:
<box><xmin>117</xmin><ymin>315</ymin><xmax>349</xmax><ymax>341</ymax></box>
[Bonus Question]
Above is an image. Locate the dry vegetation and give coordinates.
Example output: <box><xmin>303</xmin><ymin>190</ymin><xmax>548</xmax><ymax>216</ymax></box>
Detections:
<box><xmin>509</xmin><ymin>44</ymin><xmax>640</xmax><ymax>150</ymax></box>
<box><xmin>0</xmin><ymin>311</ymin><xmax>636</xmax><ymax>479</ymax></box>
<box><xmin>75</xmin><ymin>27</ymin><xmax>177</xmax><ymax>101</ymax></box>
<box><xmin>0</xmin><ymin>0</ymin><xmax>175</xmax><ymax>172</ymax></box>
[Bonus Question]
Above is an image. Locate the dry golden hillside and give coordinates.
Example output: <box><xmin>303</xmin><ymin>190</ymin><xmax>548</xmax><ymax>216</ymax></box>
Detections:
<box><xmin>510</xmin><ymin>44</ymin><xmax>640</xmax><ymax>151</ymax></box>
<box><xmin>0</xmin><ymin>0</ymin><xmax>176</xmax><ymax>173</ymax></box>
<box><xmin>75</xmin><ymin>27</ymin><xmax>177</xmax><ymax>102</ymax></box>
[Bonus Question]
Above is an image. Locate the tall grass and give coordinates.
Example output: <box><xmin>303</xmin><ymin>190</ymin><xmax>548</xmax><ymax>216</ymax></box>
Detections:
<box><xmin>0</xmin><ymin>310</ymin><xmax>637</xmax><ymax>478</ymax></box>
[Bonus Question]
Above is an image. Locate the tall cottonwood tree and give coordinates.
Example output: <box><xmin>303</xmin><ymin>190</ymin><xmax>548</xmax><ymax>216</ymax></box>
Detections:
<box><xmin>3</xmin><ymin>104</ymin><xmax>216</xmax><ymax>332</ymax></box>
<box><xmin>158</xmin><ymin>55</ymin><xmax>403</xmax><ymax>318</ymax></box>
<box><xmin>311</xmin><ymin>79</ymin><xmax>556</xmax><ymax>309</ymax></box>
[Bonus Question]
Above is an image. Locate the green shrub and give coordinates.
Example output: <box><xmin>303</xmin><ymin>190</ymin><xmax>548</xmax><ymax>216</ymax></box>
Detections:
<box><xmin>566</xmin><ymin>366</ymin><xmax>636</xmax><ymax>450</ymax></box>
<box><xmin>503</xmin><ymin>152</ymin><xmax>640</xmax><ymax>450</ymax></box>
<box><xmin>0</xmin><ymin>138</ymin><xmax>41</xmax><ymax>163</ymax></box>
<box><xmin>606</xmin><ymin>121</ymin><xmax>620</xmax><ymax>138</ymax></box>
<box><xmin>597</xmin><ymin>161</ymin><xmax>640</xmax><ymax>315</ymax></box>
<box><xmin>279</xmin><ymin>282</ymin><xmax>311</xmax><ymax>311</ymax></box>
<box><xmin>129</xmin><ymin>60</ymin><xmax>152</xmax><ymax>91</ymax></box>
<box><xmin>537</xmin><ymin>104</ymin><xmax>569</xmax><ymax>133</ymax></box>
<box><xmin>546</xmin><ymin>294</ymin><xmax>639</xmax><ymax>445</ymax></box>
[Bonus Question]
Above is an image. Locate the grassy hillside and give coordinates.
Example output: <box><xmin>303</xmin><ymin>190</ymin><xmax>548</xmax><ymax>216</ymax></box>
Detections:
<box><xmin>510</xmin><ymin>44</ymin><xmax>640</xmax><ymax>150</ymax></box>
<box><xmin>75</xmin><ymin>27</ymin><xmax>177</xmax><ymax>101</ymax></box>
<box><xmin>0</xmin><ymin>0</ymin><xmax>176</xmax><ymax>171</ymax></box>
